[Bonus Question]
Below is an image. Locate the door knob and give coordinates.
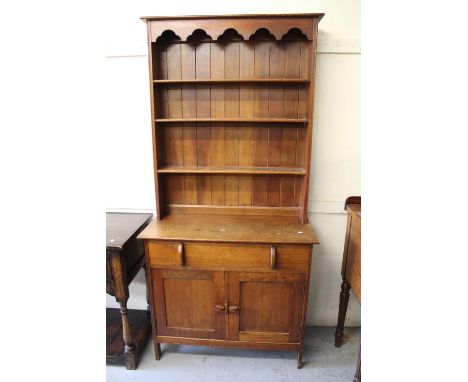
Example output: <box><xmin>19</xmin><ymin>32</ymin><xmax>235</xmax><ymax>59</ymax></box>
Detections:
<box><xmin>228</xmin><ymin>305</ymin><xmax>239</xmax><ymax>313</ymax></box>
<box><xmin>214</xmin><ymin>304</ymin><xmax>225</xmax><ymax>312</ymax></box>
<box><xmin>215</xmin><ymin>301</ymin><xmax>228</xmax><ymax>312</ymax></box>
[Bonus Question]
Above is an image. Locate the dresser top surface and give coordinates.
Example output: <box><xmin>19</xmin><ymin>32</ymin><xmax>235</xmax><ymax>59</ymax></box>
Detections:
<box><xmin>138</xmin><ymin>213</ymin><xmax>319</xmax><ymax>244</ymax></box>
<box><xmin>106</xmin><ymin>212</ymin><xmax>153</xmax><ymax>249</ymax></box>
<box><xmin>141</xmin><ymin>13</ymin><xmax>324</xmax><ymax>21</ymax></box>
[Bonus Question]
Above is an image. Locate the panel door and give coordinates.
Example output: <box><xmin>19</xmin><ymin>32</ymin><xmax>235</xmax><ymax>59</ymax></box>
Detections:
<box><xmin>228</xmin><ymin>272</ymin><xmax>305</xmax><ymax>343</ymax></box>
<box><xmin>152</xmin><ymin>268</ymin><xmax>226</xmax><ymax>339</ymax></box>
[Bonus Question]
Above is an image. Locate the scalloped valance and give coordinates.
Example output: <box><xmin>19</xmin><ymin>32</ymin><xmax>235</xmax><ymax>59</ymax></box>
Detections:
<box><xmin>142</xmin><ymin>14</ymin><xmax>324</xmax><ymax>42</ymax></box>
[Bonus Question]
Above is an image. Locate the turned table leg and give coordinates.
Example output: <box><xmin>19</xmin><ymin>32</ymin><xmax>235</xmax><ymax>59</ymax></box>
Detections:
<box><xmin>335</xmin><ymin>279</ymin><xmax>351</xmax><ymax>347</ymax></box>
<box><xmin>120</xmin><ymin>301</ymin><xmax>137</xmax><ymax>369</ymax></box>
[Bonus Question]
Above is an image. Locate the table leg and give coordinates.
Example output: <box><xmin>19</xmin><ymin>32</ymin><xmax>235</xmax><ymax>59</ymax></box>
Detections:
<box><xmin>335</xmin><ymin>278</ymin><xmax>351</xmax><ymax>347</ymax></box>
<box><xmin>120</xmin><ymin>301</ymin><xmax>137</xmax><ymax>369</ymax></box>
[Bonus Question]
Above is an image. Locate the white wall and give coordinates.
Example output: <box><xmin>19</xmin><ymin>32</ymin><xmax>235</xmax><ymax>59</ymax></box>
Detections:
<box><xmin>105</xmin><ymin>0</ymin><xmax>361</xmax><ymax>326</ymax></box>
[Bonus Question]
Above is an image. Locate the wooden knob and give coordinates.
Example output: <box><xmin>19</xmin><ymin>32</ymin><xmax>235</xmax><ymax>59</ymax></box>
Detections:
<box><xmin>228</xmin><ymin>305</ymin><xmax>239</xmax><ymax>313</ymax></box>
<box><xmin>270</xmin><ymin>245</ymin><xmax>277</xmax><ymax>269</ymax></box>
<box><xmin>178</xmin><ymin>242</ymin><xmax>184</xmax><ymax>266</ymax></box>
<box><xmin>215</xmin><ymin>301</ymin><xmax>228</xmax><ymax>313</ymax></box>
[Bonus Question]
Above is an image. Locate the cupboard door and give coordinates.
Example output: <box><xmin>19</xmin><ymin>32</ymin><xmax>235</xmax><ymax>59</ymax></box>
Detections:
<box><xmin>228</xmin><ymin>272</ymin><xmax>305</xmax><ymax>343</ymax></box>
<box><xmin>152</xmin><ymin>268</ymin><xmax>226</xmax><ymax>339</ymax></box>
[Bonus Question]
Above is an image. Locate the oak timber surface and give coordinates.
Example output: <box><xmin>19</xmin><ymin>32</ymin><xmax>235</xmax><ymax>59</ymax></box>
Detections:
<box><xmin>106</xmin><ymin>213</ymin><xmax>153</xmax><ymax>249</ymax></box>
<box><xmin>138</xmin><ymin>213</ymin><xmax>318</xmax><ymax>244</ymax></box>
<box><xmin>347</xmin><ymin>204</ymin><xmax>361</xmax><ymax>218</ymax></box>
<box><xmin>141</xmin><ymin>13</ymin><xmax>325</xmax><ymax>21</ymax></box>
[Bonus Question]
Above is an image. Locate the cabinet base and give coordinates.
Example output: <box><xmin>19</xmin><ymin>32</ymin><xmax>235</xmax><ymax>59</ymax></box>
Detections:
<box><xmin>156</xmin><ymin>335</ymin><xmax>304</xmax><ymax>368</ymax></box>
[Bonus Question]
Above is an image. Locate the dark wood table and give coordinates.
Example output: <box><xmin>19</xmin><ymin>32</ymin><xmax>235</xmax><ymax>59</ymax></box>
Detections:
<box><xmin>106</xmin><ymin>212</ymin><xmax>153</xmax><ymax>369</ymax></box>
<box><xmin>334</xmin><ymin>197</ymin><xmax>361</xmax><ymax>382</ymax></box>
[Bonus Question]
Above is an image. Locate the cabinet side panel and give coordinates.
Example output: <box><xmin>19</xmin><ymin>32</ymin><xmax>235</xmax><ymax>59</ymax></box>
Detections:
<box><xmin>295</xmin><ymin>42</ymin><xmax>308</xmax><ymax>206</ymax></box>
<box><xmin>300</xmin><ymin>21</ymin><xmax>319</xmax><ymax>222</ymax></box>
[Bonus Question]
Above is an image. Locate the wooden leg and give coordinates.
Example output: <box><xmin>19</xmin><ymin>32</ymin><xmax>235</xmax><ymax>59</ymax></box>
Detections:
<box><xmin>296</xmin><ymin>348</ymin><xmax>303</xmax><ymax>369</ymax></box>
<box><xmin>155</xmin><ymin>342</ymin><xmax>162</xmax><ymax>360</ymax></box>
<box><xmin>143</xmin><ymin>264</ymin><xmax>151</xmax><ymax>316</ymax></box>
<box><xmin>144</xmin><ymin>264</ymin><xmax>161</xmax><ymax>361</ymax></box>
<box><xmin>353</xmin><ymin>340</ymin><xmax>361</xmax><ymax>382</ymax></box>
<box><xmin>120</xmin><ymin>301</ymin><xmax>137</xmax><ymax>370</ymax></box>
<box><xmin>335</xmin><ymin>279</ymin><xmax>351</xmax><ymax>347</ymax></box>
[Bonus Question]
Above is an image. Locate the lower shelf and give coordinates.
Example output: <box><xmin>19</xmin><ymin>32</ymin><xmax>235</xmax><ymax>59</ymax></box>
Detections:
<box><xmin>106</xmin><ymin>308</ymin><xmax>152</xmax><ymax>368</ymax></box>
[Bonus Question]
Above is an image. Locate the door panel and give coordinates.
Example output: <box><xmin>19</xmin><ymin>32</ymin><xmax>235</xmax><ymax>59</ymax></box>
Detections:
<box><xmin>228</xmin><ymin>272</ymin><xmax>305</xmax><ymax>343</ymax></box>
<box><xmin>240</xmin><ymin>281</ymin><xmax>291</xmax><ymax>333</ymax></box>
<box><xmin>152</xmin><ymin>268</ymin><xmax>226</xmax><ymax>339</ymax></box>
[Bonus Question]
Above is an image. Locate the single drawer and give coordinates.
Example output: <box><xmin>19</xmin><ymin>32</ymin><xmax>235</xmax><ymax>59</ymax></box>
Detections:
<box><xmin>147</xmin><ymin>241</ymin><xmax>310</xmax><ymax>271</ymax></box>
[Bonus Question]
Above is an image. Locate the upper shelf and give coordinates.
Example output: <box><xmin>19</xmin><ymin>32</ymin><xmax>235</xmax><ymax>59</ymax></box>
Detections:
<box><xmin>153</xmin><ymin>78</ymin><xmax>310</xmax><ymax>84</ymax></box>
<box><xmin>155</xmin><ymin>118</ymin><xmax>308</xmax><ymax>123</ymax></box>
<box><xmin>158</xmin><ymin>166</ymin><xmax>306</xmax><ymax>175</ymax></box>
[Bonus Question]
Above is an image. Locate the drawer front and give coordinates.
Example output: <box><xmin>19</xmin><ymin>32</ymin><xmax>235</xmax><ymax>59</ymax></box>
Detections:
<box><xmin>147</xmin><ymin>241</ymin><xmax>310</xmax><ymax>271</ymax></box>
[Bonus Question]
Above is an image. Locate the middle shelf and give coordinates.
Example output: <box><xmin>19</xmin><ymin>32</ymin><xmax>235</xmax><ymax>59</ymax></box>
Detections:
<box><xmin>155</xmin><ymin>118</ymin><xmax>308</xmax><ymax>123</ymax></box>
<box><xmin>157</xmin><ymin>166</ymin><xmax>306</xmax><ymax>175</ymax></box>
<box><xmin>153</xmin><ymin>78</ymin><xmax>310</xmax><ymax>84</ymax></box>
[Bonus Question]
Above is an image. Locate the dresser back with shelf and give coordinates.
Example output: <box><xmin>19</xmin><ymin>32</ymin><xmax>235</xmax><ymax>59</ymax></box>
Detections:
<box><xmin>144</xmin><ymin>14</ymin><xmax>322</xmax><ymax>222</ymax></box>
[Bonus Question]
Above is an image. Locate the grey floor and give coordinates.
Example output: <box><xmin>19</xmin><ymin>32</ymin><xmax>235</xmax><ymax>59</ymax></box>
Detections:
<box><xmin>107</xmin><ymin>326</ymin><xmax>360</xmax><ymax>382</ymax></box>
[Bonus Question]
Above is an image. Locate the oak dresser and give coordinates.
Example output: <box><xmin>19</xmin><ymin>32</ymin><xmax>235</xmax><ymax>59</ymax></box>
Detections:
<box><xmin>137</xmin><ymin>13</ymin><xmax>324</xmax><ymax>368</ymax></box>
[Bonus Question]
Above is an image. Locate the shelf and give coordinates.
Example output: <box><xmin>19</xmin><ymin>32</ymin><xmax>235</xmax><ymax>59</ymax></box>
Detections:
<box><xmin>158</xmin><ymin>166</ymin><xmax>306</xmax><ymax>175</ymax></box>
<box><xmin>155</xmin><ymin>118</ymin><xmax>308</xmax><ymax>123</ymax></box>
<box><xmin>153</xmin><ymin>78</ymin><xmax>309</xmax><ymax>84</ymax></box>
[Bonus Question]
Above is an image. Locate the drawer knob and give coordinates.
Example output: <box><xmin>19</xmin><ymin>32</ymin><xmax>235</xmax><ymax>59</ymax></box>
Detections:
<box><xmin>178</xmin><ymin>242</ymin><xmax>184</xmax><ymax>266</ymax></box>
<box><xmin>270</xmin><ymin>245</ymin><xmax>277</xmax><ymax>269</ymax></box>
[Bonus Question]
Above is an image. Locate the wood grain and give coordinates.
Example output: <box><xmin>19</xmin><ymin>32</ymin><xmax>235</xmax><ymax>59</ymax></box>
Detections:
<box><xmin>154</xmin><ymin>78</ymin><xmax>310</xmax><ymax>84</ymax></box>
<box><xmin>142</xmin><ymin>14</ymin><xmax>322</xmax><ymax>368</ymax></box>
<box><xmin>138</xmin><ymin>213</ymin><xmax>318</xmax><ymax>244</ymax></box>
<box><xmin>147</xmin><ymin>242</ymin><xmax>310</xmax><ymax>271</ymax></box>
<box><xmin>158</xmin><ymin>166</ymin><xmax>305</xmax><ymax>175</ymax></box>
